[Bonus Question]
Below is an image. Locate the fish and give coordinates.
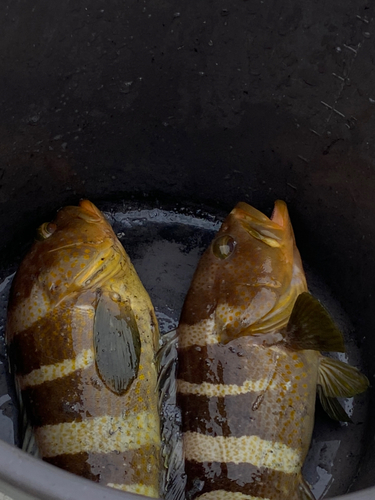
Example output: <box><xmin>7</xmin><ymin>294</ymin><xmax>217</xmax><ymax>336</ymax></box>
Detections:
<box><xmin>6</xmin><ymin>200</ymin><xmax>161</xmax><ymax>498</ymax></box>
<box><xmin>175</xmin><ymin>200</ymin><xmax>369</xmax><ymax>500</ymax></box>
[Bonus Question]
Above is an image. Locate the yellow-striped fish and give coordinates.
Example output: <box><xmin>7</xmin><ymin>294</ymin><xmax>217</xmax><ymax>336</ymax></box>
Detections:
<box><xmin>6</xmin><ymin>200</ymin><xmax>161</xmax><ymax>497</ymax></box>
<box><xmin>176</xmin><ymin>200</ymin><xmax>368</xmax><ymax>500</ymax></box>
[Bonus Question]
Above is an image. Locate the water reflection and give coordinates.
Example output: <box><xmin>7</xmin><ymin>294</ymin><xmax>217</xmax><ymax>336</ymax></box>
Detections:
<box><xmin>304</xmin><ymin>439</ymin><xmax>341</xmax><ymax>499</ymax></box>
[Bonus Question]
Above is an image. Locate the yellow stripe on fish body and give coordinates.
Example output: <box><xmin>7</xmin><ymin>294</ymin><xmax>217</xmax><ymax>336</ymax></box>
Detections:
<box><xmin>108</xmin><ymin>483</ymin><xmax>160</xmax><ymax>497</ymax></box>
<box><xmin>196</xmin><ymin>492</ymin><xmax>272</xmax><ymax>500</ymax></box>
<box><xmin>177</xmin><ymin>375</ymin><xmax>278</xmax><ymax>397</ymax></box>
<box><xmin>175</xmin><ymin>200</ymin><xmax>368</xmax><ymax>500</ymax></box>
<box><xmin>6</xmin><ymin>200</ymin><xmax>161</xmax><ymax>497</ymax></box>
<box><xmin>36</xmin><ymin>411</ymin><xmax>160</xmax><ymax>457</ymax></box>
<box><xmin>177</xmin><ymin>339</ymin><xmax>319</xmax><ymax>499</ymax></box>
<box><xmin>184</xmin><ymin>433</ymin><xmax>301</xmax><ymax>473</ymax></box>
<box><xmin>18</xmin><ymin>348</ymin><xmax>95</xmax><ymax>390</ymax></box>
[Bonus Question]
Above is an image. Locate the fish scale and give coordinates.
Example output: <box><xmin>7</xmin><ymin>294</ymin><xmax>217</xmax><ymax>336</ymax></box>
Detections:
<box><xmin>175</xmin><ymin>200</ymin><xmax>369</xmax><ymax>500</ymax></box>
<box><xmin>6</xmin><ymin>200</ymin><xmax>161</xmax><ymax>497</ymax></box>
<box><xmin>178</xmin><ymin>339</ymin><xmax>318</xmax><ymax>499</ymax></box>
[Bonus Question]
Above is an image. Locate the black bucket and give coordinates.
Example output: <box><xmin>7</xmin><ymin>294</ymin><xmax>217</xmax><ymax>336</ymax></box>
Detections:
<box><xmin>0</xmin><ymin>1</ymin><xmax>374</xmax><ymax>499</ymax></box>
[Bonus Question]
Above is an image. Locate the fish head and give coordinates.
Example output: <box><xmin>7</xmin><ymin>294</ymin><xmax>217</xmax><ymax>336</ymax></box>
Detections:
<box><xmin>10</xmin><ymin>200</ymin><xmax>126</xmax><ymax>312</ymax></box>
<box><xmin>179</xmin><ymin>200</ymin><xmax>305</xmax><ymax>343</ymax></box>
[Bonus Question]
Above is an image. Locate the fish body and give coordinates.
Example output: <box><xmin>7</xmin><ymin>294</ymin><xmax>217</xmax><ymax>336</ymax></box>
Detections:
<box><xmin>176</xmin><ymin>201</ymin><xmax>368</xmax><ymax>500</ymax></box>
<box><xmin>6</xmin><ymin>200</ymin><xmax>161</xmax><ymax>497</ymax></box>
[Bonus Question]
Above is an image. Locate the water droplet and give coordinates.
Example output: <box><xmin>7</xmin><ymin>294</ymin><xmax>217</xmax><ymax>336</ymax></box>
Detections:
<box><xmin>110</xmin><ymin>292</ymin><xmax>121</xmax><ymax>303</ymax></box>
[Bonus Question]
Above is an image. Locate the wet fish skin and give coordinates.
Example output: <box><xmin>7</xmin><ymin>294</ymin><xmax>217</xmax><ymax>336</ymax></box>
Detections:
<box><xmin>176</xmin><ymin>200</ymin><xmax>368</xmax><ymax>500</ymax></box>
<box><xmin>6</xmin><ymin>200</ymin><xmax>161</xmax><ymax>498</ymax></box>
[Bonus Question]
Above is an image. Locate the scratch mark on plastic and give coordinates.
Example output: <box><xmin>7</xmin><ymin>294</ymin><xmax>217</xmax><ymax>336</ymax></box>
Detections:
<box><xmin>332</xmin><ymin>73</ymin><xmax>345</xmax><ymax>82</ymax></box>
<box><xmin>343</xmin><ymin>44</ymin><xmax>358</xmax><ymax>54</ymax></box>
<box><xmin>297</xmin><ymin>155</ymin><xmax>309</xmax><ymax>164</ymax></box>
<box><xmin>356</xmin><ymin>15</ymin><xmax>369</xmax><ymax>24</ymax></box>
<box><xmin>309</xmin><ymin>129</ymin><xmax>321</xmax><ymax>137</ymax></box>
<box><xmin>321</xmin><ymin>101</ymin><xmax>333</xmax><ymax>110</ymax></box>
<box><xmin>332</xmin><ymin>108</ymin><xmax>345</xmax><ymax>118</ymax></box>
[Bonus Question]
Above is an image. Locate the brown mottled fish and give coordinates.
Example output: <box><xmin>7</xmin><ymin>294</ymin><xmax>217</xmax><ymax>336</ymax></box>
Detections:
<box><xmin>6</xmin><ymin>200</ymin><xmax>161</xmax><ymax>497</ymax></box>
<box><xmin>175</xmin><ymin>200</ymin><xmax>369</xmax><ymax>500</ymax></box>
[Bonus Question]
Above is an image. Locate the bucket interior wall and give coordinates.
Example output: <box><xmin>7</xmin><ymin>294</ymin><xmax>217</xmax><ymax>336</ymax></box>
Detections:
<box><xmin>0</xmin><ymin>1</ymin><xmax>375</xmax><ymax>499</ymax></box>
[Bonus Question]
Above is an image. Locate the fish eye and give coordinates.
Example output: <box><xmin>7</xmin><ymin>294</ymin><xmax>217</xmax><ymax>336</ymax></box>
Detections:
<box><xmin>212</xmin><ymin>235</ymin><xmax>236</xmax><ymax>260</ymax></box>
<box><xmin>36</xmin><ymin>222</ymin><xmax>57</xmax><ymax>240</ymax></box>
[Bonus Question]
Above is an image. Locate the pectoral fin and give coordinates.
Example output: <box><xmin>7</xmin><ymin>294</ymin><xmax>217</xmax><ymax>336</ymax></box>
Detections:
<box><xmin>94</xmin><ymin>291</ymin><xmax>141</xmax><ymax>396</ymax></box>
<box><xmin>317</xmin><ymin>385</ymin><xmax>352</xmax><ymax>423</ymax></box>
<box><xmin>283</xmin><ymin>292</ymin><xmax>345</xmax><ymax>352</ymax></box>
<box><xmin>318</xmin><ymin>356</ymin><xmax>369</xmax><ymax>397</ymax></box>
<box><xmin>317</xmin><ymin>356</ymin><xmax>369</xmax><ymax>422</ymax></box>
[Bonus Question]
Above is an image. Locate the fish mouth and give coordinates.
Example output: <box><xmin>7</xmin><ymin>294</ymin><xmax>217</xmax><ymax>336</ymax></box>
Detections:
<box><xmin>79</xmin><ymin>200</ymin><xmax>104</xmax><ymax>222</ymax></box>
<box><xmin>233</xmin><ymin>202</ymin><xmax>272</xmax><ymax>224</ymax></box>
<box><xmin>234</xmin><ymin>200</ymin><xmax>288</xmax><ymax>229</ymax></box>
<box><xmin>270</xmin><ymin>200</ymin><xmax>289</xmax><ymax>229</ymax></box>
<box><xmin>232</xmin><ymin>201</ymin><xmax>286</xmax><ymax>247</ymax></box>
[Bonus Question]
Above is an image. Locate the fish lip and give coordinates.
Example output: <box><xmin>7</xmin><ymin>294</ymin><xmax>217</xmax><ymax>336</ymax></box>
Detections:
<box><xmin>269</xmin><ymin>200</ymin><xmax>288</xmax><ymax>228</ymax></box>
<box><xmin>232</xmin><ymin>201</ymin><xmax>284</xmax><ymax>245</ymax></box>
<box><xmin>233</xmin><ymin>201</ymin><xmax>287</xmax><ymax>229</ymax></box>
<box><xmin>233</xmin><ymin>202</ymin><xmax>272</xmax><ymax>224</ymax></box>
<box><xmin>78</xmin><ymin>199</ymin><xmax>104</xmax><ymax>222</ymax></box>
